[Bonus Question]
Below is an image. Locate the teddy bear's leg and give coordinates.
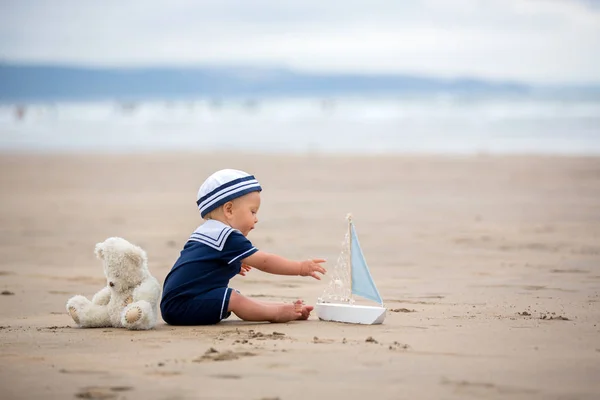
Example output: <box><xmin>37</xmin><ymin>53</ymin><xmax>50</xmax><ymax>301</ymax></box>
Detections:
<box><xmin>121</xmin><ymin>300</ymin><xmax>156</xmax><ymax>330</ymax></box>
<box><xmin>66</xmin><ymin>295</ymin><xmax>112</xmax><ymax>328</ymax></box>
<box><xmin>66</xmin><ymin>295</ymin><xmax>91</xmax><ymax>325</ymax></box>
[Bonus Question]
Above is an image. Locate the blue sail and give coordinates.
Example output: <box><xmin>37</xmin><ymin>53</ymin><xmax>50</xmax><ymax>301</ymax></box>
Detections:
<box><xmin>350</xmin><ymin>223</ymin><xmax>383</xmax><ymax>304</ymax></box>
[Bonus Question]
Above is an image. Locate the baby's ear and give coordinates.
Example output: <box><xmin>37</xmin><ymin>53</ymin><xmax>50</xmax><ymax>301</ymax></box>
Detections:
<box><xmin>94</xmin><ymin>243</ymin><xmax>105</xmax><ymax>260</ymax></box>
<box><xmin>223</xmin><ymin>201</ymin><xmax>234</xmax><ymax>217</ymax></box>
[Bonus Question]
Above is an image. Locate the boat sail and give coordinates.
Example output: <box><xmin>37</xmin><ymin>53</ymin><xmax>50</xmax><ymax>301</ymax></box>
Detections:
<box><xmin>316</xmin><ymin>214</ymin><xmax>386</xmax><ymax>325</ymax></box>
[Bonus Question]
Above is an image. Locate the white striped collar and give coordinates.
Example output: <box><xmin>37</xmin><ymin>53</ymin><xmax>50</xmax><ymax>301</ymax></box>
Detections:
<box><xmin>188</xmin><ymin>220</ymin><xmax>236</xmax><ymax>251</ymax></box>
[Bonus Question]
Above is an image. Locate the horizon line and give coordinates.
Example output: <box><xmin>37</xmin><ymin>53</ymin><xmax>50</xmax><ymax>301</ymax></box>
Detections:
<box><xmin>3</xmin><ymin>61</ymin><xmax>600</xmax><ymax>89</ymax></box>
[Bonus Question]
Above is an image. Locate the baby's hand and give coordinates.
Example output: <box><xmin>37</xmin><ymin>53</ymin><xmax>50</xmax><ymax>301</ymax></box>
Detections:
<box><xmin>299</xmin><ymin>259</ymin><xmax>327</xmax><ymax>280</ymax></box>
<box><xmin>239</xmin><ymin>263</ymin><xmax>252</xmax><ymax>276</ymax></box>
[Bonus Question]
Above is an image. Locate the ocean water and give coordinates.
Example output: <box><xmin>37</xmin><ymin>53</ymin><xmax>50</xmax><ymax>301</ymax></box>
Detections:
<box><xmin>1</xmin><ymin>95</ymin><xmax>599</xmax><ymax>155</ymax></box>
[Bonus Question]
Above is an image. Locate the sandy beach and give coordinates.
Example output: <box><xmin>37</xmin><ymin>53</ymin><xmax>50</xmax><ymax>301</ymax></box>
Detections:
<box><xmin>0</xmin><ymin>152</ymin><xmax>599</xmax><ymax>400</ymax></box>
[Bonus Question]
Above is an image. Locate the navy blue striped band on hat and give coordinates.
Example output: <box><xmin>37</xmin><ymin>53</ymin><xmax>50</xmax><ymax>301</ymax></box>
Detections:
<box><xmin>196</xmin><ymin>173</ymin><xmax>262</xmax><ymax>218</ymax></box>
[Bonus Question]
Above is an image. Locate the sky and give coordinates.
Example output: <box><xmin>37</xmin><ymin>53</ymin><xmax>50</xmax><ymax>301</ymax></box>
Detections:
<box><xmin>1</xmin><ymin>0</ymin><xmax>599</xmax><ymax>85</ymax></box>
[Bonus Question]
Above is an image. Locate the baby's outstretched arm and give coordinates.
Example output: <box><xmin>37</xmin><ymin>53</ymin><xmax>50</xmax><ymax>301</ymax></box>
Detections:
<box><xmin>242</xmin><ymin>251</ymin><xmax>326</xmax><ymax>279</ymax></box>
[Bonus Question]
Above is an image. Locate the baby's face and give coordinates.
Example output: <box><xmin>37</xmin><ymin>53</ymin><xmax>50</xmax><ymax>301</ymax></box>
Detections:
<box><xmin>230</xmin><ymin>191</ymin><xmax>261</xmax><ymax>236</ymax></box>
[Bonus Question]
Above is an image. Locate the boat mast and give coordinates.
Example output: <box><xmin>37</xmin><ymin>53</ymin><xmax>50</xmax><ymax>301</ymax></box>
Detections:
<box><xmin>347</xmin><ymin>213</ymin><xmax>353</xmax><ymax>303</ymax></box>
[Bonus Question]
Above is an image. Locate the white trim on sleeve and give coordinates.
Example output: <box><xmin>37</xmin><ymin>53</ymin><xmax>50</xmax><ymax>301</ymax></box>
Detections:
<box><xmin>228</xmin><ymin>247</ymin><xmax>257</xmax><ymax>264</ymax></box>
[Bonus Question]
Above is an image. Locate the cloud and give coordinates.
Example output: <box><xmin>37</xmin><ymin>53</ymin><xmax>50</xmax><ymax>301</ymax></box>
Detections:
<box><xmin>1</xmin><ymin>0</ymin><xmax>599</xmax><ymax>84</ymax></box>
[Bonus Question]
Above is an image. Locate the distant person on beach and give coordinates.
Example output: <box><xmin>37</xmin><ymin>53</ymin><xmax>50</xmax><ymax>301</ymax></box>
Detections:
<box><xmin>160</xmin><ymin>169</ymin><xmax>327</xmax><ymax>325</ymax></box>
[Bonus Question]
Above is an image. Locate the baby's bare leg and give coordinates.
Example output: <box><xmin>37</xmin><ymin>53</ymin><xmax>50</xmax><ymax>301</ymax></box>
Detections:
<box><xmin>253</xmin><ymin>298</ymin><xmax>314</xmax><ymax>319</ymax></box>
<box><xmin>261</xmin><ymin>299</ymin><xmax>313</xmax><ymax>319</ymax></box>
<box><xmin>228</xmin><ymin>291</ymin><xmax>309</xmax><ymax>323</ymax></box>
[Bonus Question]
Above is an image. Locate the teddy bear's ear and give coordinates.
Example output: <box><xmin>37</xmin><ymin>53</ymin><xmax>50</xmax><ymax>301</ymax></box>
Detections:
<box><xmin>124</xmin><ymin>245</ymin><xmax>145</xmax><ymax>266</ymax></box>
<box><xmin>94</xmin><ymin>243</ymin><xmax>105</xmax><ymax>260</ymax></box>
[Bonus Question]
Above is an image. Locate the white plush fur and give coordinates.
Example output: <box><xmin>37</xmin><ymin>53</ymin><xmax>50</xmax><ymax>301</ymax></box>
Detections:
<box><xmin>66</xmin><ymin>237</ymin><xmax>161</xmax><ymax>330</ymax></box>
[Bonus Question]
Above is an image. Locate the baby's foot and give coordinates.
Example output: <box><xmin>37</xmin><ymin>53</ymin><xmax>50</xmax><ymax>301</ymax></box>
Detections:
<box><xmin>293</xmin><ymin>300</ymin><xmax>314</xmax><ymax>320</ymax></box>
<box><xmin>299</xmin><ymin>304</ymin><xmax>314</xmax><ymax>320</ymax></box>
<box><xmin>272</xmin><ymin>300</ymin><xmax>304</xmax><ymax>323</ymax></box>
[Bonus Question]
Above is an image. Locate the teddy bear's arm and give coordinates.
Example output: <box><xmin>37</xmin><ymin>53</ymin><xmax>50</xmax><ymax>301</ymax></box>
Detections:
<box><xmin>91</xmin><ymin>286</ymin><xmax>112</xmax><ymax>305</ymax></box>
<box><xmin>132</xmin><ymin>277</ymin><xmax>161</xmax><ymax>303</ymax></box>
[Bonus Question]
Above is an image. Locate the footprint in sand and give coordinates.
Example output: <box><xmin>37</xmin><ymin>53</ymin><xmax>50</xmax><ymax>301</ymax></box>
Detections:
<box><xmin>146</xmin><ymin>371</ymin><xmax>182</xmax><ymax>377</ymax></box>
<box><xmin>550</xmin><ymin>268</ymin><xmax>589</xmax><ymax>274</ymax></box>
<box><xmin>312</xmin><ymin>336</ymin><xmax>334</xmax><ymax>344</ymax></box>
<box><xmin>59</xmin><ymin>369</ymin><xmax>109</xmax><ymax>375</ymax></box>
<box><xmin>37</xmin><ymin>325</ymin><xmax>71</xmax><ymax>331</ymax></box>
<box><xmin>245</xmin><ymin>330</ymin><xmax>287</xmax><ymax>341</ymax></box>
<box><xmin>389</xmin><ymin>341</ymin><xmax>410</xmax><ymax>351</ymax></box>
<box><xmin>75</xmin><ymin>386</ymin><xmax>133</xmax><ymax>399</ymax></box>
<box><xmin>539</xmin><ymin>313</ymin><xmax>570</xmax><ymax>321</ymax></box>
<box><xmin>441</xmin><ymin>379</ymin><xmax>537</xmax><ymax>395</ymax></box>
<box><xmin>193</xmin><ymin>347</ymin><xmax>257</xmax><ymax>362</ymax></box>
<box><xmin>216</xmin><ymin>328</ymin><xmax>290</xmax><ymax>343</ymax></box>
<box><xmin>210</xmin><ymin>373</ymin><xmax>242</xmax><ymax>379</ymax></box>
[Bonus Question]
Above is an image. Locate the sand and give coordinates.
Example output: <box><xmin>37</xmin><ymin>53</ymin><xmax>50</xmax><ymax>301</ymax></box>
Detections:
<box><xmin>0</xmin><ymin>153</ymin><xmax>599</xmax><ymax>400</ymax></box>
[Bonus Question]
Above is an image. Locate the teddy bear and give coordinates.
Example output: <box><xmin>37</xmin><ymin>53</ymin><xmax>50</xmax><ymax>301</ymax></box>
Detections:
<box><xmin>66</xmin><ymin>237</ymin><xmax>161</xmax><ymax>330</ymax></box>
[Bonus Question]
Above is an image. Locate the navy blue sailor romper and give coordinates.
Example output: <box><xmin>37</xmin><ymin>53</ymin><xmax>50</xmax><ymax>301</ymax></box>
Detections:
<box><xmin>160</xmin><ymin>220</ymin><xmax>258</xmax><ymax>325</ymax></box>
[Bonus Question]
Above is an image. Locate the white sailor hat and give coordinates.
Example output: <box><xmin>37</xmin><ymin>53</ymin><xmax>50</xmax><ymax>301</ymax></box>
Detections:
<box><xmin>196</xmin><ymin>169</ymin><xmax>262</xmax><ymax>218</ymax></box>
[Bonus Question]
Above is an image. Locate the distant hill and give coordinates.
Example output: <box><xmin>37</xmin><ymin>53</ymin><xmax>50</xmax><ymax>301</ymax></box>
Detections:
<box><xmin>0</xmin><ymin>63</ymin><xmax>533</xmax><ymax>102</ymax></box>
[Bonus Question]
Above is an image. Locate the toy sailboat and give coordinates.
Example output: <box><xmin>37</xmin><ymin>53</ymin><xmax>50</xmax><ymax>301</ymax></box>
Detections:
<box><xmin>316</xmin><ymin>214</ymin><xmax>386</xmax><ymax>325</ymax></box>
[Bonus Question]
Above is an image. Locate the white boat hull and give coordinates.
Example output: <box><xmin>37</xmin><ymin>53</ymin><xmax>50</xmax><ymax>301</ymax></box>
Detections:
<box><xmin>315</xmin><ymin>302</ymin><xmax>386</xmax><ymax>325</ymax></box>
